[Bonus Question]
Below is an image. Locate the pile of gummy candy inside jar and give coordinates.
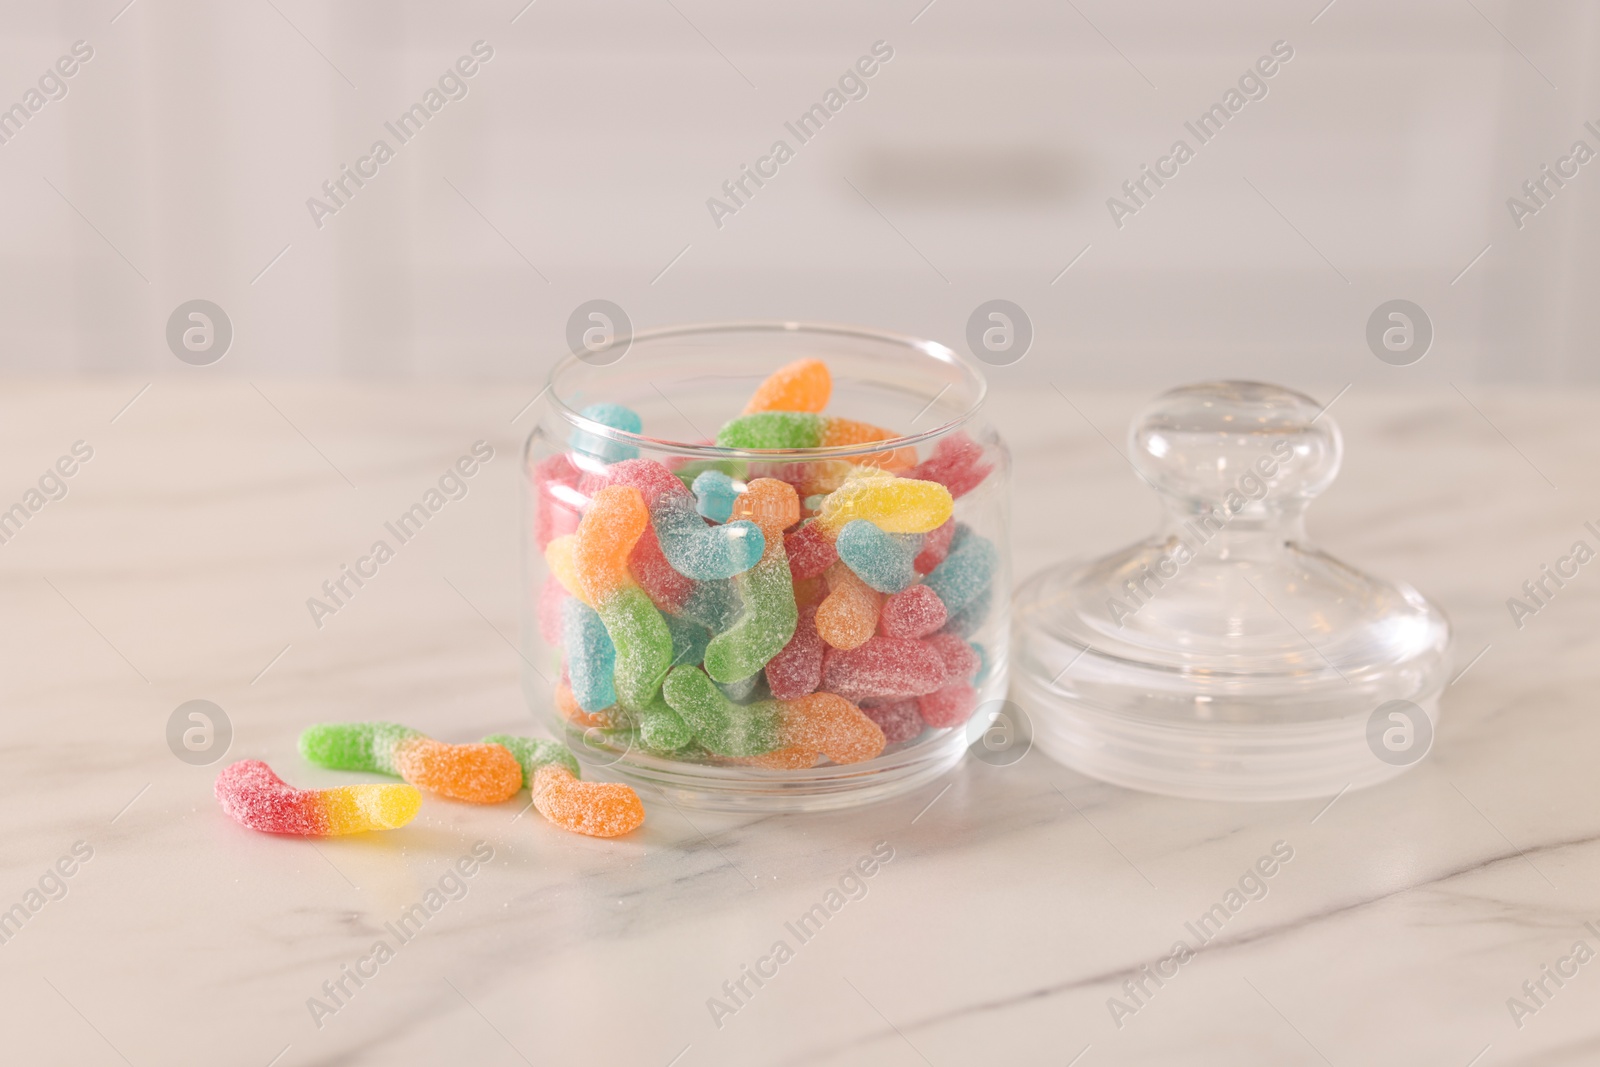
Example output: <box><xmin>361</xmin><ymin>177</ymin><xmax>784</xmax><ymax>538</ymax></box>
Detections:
<box><xmin>532</xmin><ymin>357</ymin><xmax>999</xmax><ymax>770</ymax></box>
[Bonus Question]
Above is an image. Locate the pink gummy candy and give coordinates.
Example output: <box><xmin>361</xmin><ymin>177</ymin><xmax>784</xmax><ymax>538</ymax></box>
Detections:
<box><xmin>861</xmin><ymin>699</ymin><xmax>925</xmax><ymax>744</ymax></box>
<box><xmin>534</xmin><ymin>454</ymin><xmax>584</xmax><ymax>550</ymax></box>
<box><xmin>630</xmin><ymin>523</ymin><xmax>695</xmax><ymax>612</ymax></box>
<box><xmin>913</xmin><ymin>519</ymin><xmax>956</xmax><ymax>575</ymax></box>
<box><xmin>879</xmin><ymin>585</ymin><xmax>948</xmax><ymax>639</ymax></box>
<box><xmin>786</xmin><ymin>522</ymin><xmax>838</xmax><ymax>581</ymax></box>
<box><xmin>922</xmin><ymin>632</ymin><xmax>980</xmax><ymax>682</ymax></box>
<box><xmin>918</xmin><ymin>682</ymin><xmax>978</xmax><ymax>728</ymax></box>
<box><xmin>765</xmin><ymin>603</ymin><xmax>825</xmax><ymax>699</ymax></box>
<box><xmin>906</xmin><ymin>433</ymin><xmax>992</xmax><ymax>500</ymax></box>
<box><xmin>821</xmin><ymin>636</ymin><xmax>947</xmax><ymax>702</ymax></box>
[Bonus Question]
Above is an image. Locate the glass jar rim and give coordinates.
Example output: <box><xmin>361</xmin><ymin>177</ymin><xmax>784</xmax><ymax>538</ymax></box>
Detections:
<box><xmin>543</xmin><ymin>319</ymin><xmax>988</xmax><ymax>461</ymax></box>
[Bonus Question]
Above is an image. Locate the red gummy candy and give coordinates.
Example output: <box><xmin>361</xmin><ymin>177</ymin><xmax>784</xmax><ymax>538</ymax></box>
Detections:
<box><xmin>921</xmin><ymin>632</ymin><xmax>980</xmax><ymax>683</ymax></box>
<box><xmin>861</xmin><ymin>699</ymin><xmax>924</xmax><ymax>744</ymax></box>
<box><xmin>918</xmin><ymin>682</ymin><xmax>978</xmax><ymax>728</ymax></box>
<box><xmin>534</xmin><ymin>454</ymin><xmax>583</xmax><ymax>550</ymax></box>
<box><xmin>906</xmin><ymin>433</ymin><xmax>993</xmax><ymax>500</ymax></box>
<box><xmin>914</xmin><ymin>519</ymin><xmax>956</xmax><ymax>575</ymax></box>
<box><xmin>537</xmin><ymin>575</ymin><xmax>567</xmax><ymax>645</ymax></box>
<box><xmin>821</xmin><ymin>637</ymin><xmax>947</xmax><ymax>702</ymax></box>
<box><xmin>786</xmin><ymin>522</ymin><xmax>838</xmax><ymax>580</ymax></box>
<box><xmin>765</xmin><ymin>603</ymin><xmax>824</xmax><ymax>700</ymax></box>
<box><xmin>629</xmin><ymin>523</ymin><xmax>694</xmax><ymax>612</ymax></box>
<box><xmin>879</xmin><ymin>585</ymin><xmax>948</xmax><ymax>639</ymax></box>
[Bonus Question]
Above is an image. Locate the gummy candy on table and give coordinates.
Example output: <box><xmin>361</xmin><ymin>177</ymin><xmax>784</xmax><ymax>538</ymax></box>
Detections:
<box><xmin>691</xmin><ymin>469</ymin><xmax>740</xmax><ymax>523</ymax></box>
<box><xmin>661</xmin><ymin>665</ymin><xmax>782</xmax><ymax>757</ymax></box>
<box><xmin>785</xmin><ymin>521</ymin><xmax>839</xmax><ymax>580</ymax></box>
<box><xmin>607</xmin><ymin>459</ymin><xmax>764</xmax><ymax>581</ymax></box>
<box><xmin>814</xmin><ymin>561</ymin><xmax>882</xmax><ymax>651</ymax></box>
<box><xmin>820</xmin><ymin>636</ymin><xmax>948</xmax><ymax>702</ymax></box>
<box><xmin>299</xmin><ymin>722</ymin><xmax>524</xmax><ymax>804</ymax></box>
<box><xmin>814</xmin><ymin>470</ymin><xmax>953</xmax><ymax>539</ymax></box>
<box><xmin>878</xmin><ymin>584</ymin><xmax>948</xmax><ymax>639</ymax></box>
<box><xmin>913</xmin><ymin>519</ymin><xmax>956</xmax><ymax>575</ymax></box>
<box><xmin>905</xmin><ymin>432</ymin><xmax>994</xmax><ymax>499</ymax></box>
<box><xmin>777</xmin><ymin>692</ymin><xmax>885</xmax><ymax>765</ymax></box>
<box><xmin>859</xmin><ymin>699</ymin><xmax>925</xmax><ymax>744</ymax></box>
<box><xmin>742</xmin><ymin>358</ymin><xmax>832</xmax><ymax>414</ymax></box>
<box><xmin>923</xmin><ymin>525</ymin><xmax>998</xmax><ymax>615</ymax></box>
<box><xmin>577</xmin><ymin>485</ymin><xmax>675</xmax><ymax>711</ymax></box>
<box><xmin>569</xmin><ymin>402</ymin><xmax>643</xmax><ymax>465</ymax></box>
<box><xmin>562</xmin><ymin>597</ymin><xmax>618</xmax><ymax>713</ymax></box>
<box><xmin>764</xmin><ymin>602</ymin><xmax>824</xmax><ymax>700</ymax></box>
<box><xmin>215</xmin><ymin>760</ymin><xmax>420</xmax><ymax>836</ymax></box>
<box><xmin>534</xmin><ymin>454</ymin><xmax>585</xmax><ymax>551</ymax></box>
<box><xmin>835</xmin><ymin>519</ymin><xmax>924</xmax><ymax>593</ymax></box>
<box><xmin>532</xmin><ymin>764</ymin><xmax>645</xmax><ymax>838</ymax></box>
<box><xmin>703</xmin><ymin>478</ymin><xmax>800</xmax><ymax>682</ymax></box>
<box><xmin>482</xmin><ymin>734</ymin><xmax>582</xmax><ymax>783</ymax></box>
<box><xmin>715</xmin><ymin>412</ymin><xmax>917</xmax><ymax>470</ymax></box>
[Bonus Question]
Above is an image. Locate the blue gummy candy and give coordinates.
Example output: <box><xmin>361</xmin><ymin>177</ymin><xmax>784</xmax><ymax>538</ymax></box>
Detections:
<box><xmin>654</xmin><ymin>502</ymin><xmax>764</xmax><ymax>581</ymax></box>
<box><xmin>561</xmin><ymin>598</ymin><xmax>617</xmax><ymax>712</ymax></box>
<box><xmin>836</xmin><ymin>520</ymin><xmax>924</xmax><ymax>594</ymax></box>
<box><xmin>925</xmin><ymin>525</ymin><xmax>997</xmax><ymax>614</ymax></box>
<box><xmin>664</xmin><ymin>612</ymin><xmax>712</xmax><ymax>667</ymax></box>
<box><xmin>569</xmin><ymin>402</ymin><xmax>642</xmax><ymax>464</ymax></box>
<box><xmin>691</xmin><ymin>470</ymin><xmax>740</xmax><ymax>523</ymax></box>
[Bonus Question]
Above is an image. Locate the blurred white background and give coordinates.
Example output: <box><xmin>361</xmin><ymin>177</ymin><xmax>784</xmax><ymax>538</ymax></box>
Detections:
<box><xmin>1</xmin><ymin>0</ymin><xmax>1596</xmax><ymax>384</ymax></box>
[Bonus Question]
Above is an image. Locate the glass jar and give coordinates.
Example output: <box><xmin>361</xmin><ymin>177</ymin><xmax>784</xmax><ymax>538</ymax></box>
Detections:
<box><xmin>521</xmin><ymin>322</ymin><xmax>1010</xmax><ymax>811</ymax></box>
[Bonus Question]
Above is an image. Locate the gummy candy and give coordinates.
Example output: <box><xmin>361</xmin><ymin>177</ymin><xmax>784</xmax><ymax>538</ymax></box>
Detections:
<box><xmin>913</xmin><ymin>518</ymin><xmax>956</xmax><ymax>575</ymax></box>
<box><xmin>923</xmin><ymin>524</ymin><xmax>997</xmax><ymax>615</ymax></box>
<box><xmin>545</xmin><ymin>535</ymin><xmax>592</xmax><ymax>606</ymax></box>
<box><xmin>785</xmin><ymin>522</ymin><xmax>839</xmax><ymax>580</ymax></box>
<box><xmin>742</xmin><ymin>358</ymin><xmax>832</xmax><ymax>414</ymax></box>
<box><xmin>917</xmin><ymin>683</ymin><xmax>978</xmax><ymax>729</ymax></box>
<box><xmin>483</xmin><ymin>734</ymin><xmax>582</xmax><ymax>782</ymax></box>
<box><xmin>860</xmin><ymin>699</ymin><xmax>924</xmax><ymax>744</ymax></box>
<box><xmin>664</xmin><ymin>611</ymin><xmax>712</xmax><ymax>667</ymax></box>
<box><xmin>608</xmin><ymin>459</ymin><xmax>764</xmax><ymax>581</ymax></box>
<box><xmin>765</xmin><ymin>603</ymin><xmax>824</xmax><ymax>699</ymax></box>
<box><xmin>577</xmin><ymin>486</ymin><xmax>674</xmax><ymax>710</ymax></box>
<box><xmin>815</xmin><ymin>561</ymin><xmax>883</xmax><ymax>650</ymax></box>
<box><xmin>692</xmin><ymin>469</ymin><xmax>740</xmax><ymax>523</ymax></box>
<box><xmin>777</xmin><ymin>692</ymin><xmax>885</xmax><ymax>764</ymax></box>
<box><xmin>716</xmin><ymin>413</ymin><xmax>919</xmax><ymax>469</ymax></box>
<box><xmin>562</xmin><ymin>598</ymin><xmax>617</xmax><ymax>713</ymax></box>
<box><xmin>942</xmin><ymin>582</ymin><xmax>993</xmax><ymax>639</ymax></box>
<box><xmin>878</xmin><ymin>584</ymin><xmax>948</xmax><ymax>639</ymax></box>
<box><xmin>703</xmin><ymin>479</ymin><xmax>799</xmax><ymax>682</ymax></box>
<box><xmin>922</xmin><ymin>632</ymin><xmax>981</xmax><ymax>682</ymax></box>
<box><xmin>629</xmin><ymin>523</ymin><xmax>695</xmax><ymax>613</ymax></box>
<box><xmin>836</xmin><ymin>519</ymin><xmax>923</xmax><ymax>593</ymax></box>
<box><xmin>661</xmin><ymin>666</ymin><xmax>781</xmax><ymax>757</ymax></box>
<box><xmin>532</xmin><ymin>764</ymin><xmax>645</xmax><ymax>838</ymax></box>
<box><xmin>299</xmin><ymin>723</ymin><xmax>524</xmax><ymax>804</ymax></box>
<box><xmin>556</xmin><ymin>679</ymin><xmax>613</xmax><ymax>730</ymax></box>
<box><xmin>215</xmin><ymin>760</ymin><xmax>420</xmax><ymax>836</ymax></box>
<box><xmin>638</xmin><ymin>695</ymin><xmax>695</xmax><ymax>752</ymax></box>
<box><xmin>815</xmin><ymin>472</ymin><xmax>952</xmax><ymax>538</ymax></box>
<box><xmin>741</xmin><ymin>746</ymin><xmax>821</xmax><ymax>770</ymax></box>
<box><xmin>906</xmin><ymin>432</ymin><xmax>993</xmax><ymax>499</ymax></box>
<box><xmin>820</xmin><ymin>637</ymin><xmax>948</xmax><ymax>702</ymax></box>
<box><xmin>570</xmin><ymin>402</ymin><xmax>642</xmax><ymax>465</ymax></box>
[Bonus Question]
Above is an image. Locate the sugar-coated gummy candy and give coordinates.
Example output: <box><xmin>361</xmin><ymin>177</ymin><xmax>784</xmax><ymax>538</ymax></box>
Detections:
<box><xmin>778</xmin><ymin>692</ymin><xmax>885</xmax><ymax>765</ymax></box>
<box><xmin>917</xmin><ymin>682</ymin><xmax>978</xmax><ymax>729</ymax></box>
<box><xmin>922</xmin><ymin>631</ymin><xmax>981</xmax><ymax>681</ymax></box>
<box><xmin>532</xmin><ymin>764</ymin><xmax>645</xmax><ymax>838</ymax></box>
<box><xmin>836</xmin><ymin>519</ymin><xmax>923</xmax><ymax>593</ymax></box>
<box><xmin>740</xmin><ymin>745</ymin><xmax>821</xmax><ymax>770</ymax></box>
<box><xmin>570</xmin><ymin>402</ymin><xmax>643</xmax><ymax>464</ymax></box>
<box><xmin>677</xmin><ymin>576</ymin><xmax>742</xmax><ymax>634</ymax></box>
<box><xmin>483</xmin><ymin>734</ymin><xmax>582</xmax><ymax>783</ymax></box>
<box><xmin>821</xmin><ymin>637</ymin><xmax>948</xmax><ymax>702</ymax></box>
<box><xmin>692</xmin><ymin>469</ymin><xmax>740</xmax><ymax>523</ymax></box>
<box><xmin>760</xmin><ymin>458</ymin><xmax>856</xmax><ymax>500</ymax></box>
<box><xmin>716</xmin><ymin>413</ymin><xmax>918</xmax><ymax>469</ymax></box>
<box><xmin>764</xmin><ymin>602</ymin><xmax>824</xmax><ymax>699</ymax></box>
<box><xmin>742</xmin><ymin>358</ymin><xmax>832</xmax><ymax>414</ymax></box>
<box><xmin>816</xmin><ymin>472</ymin><xmax>953</xmax><ymax>537</ymax></box>
<box><xmin>914</xmin><ymin>519</ymin><xmax>956</xmax><ymax>575</ymax></box>
<box><xmin>608</xmin><ymin>459</ymin><xmax>764</xmax><ymax>581</ymax></box>
<box><xmin>299</xmin><ymin>722</ymin><xmax>524</xmax><ymax>804</ymax></box>
<box><xmin>545</xmin><ymin>535</ymin><xmax>591</xmax><ymax>605</ymax></box>
<box><xmin>703</xmin><ymin>479</ymin><xmax>799</xmax><ymax>682</ymax></box>
<box><xmin>577</xmin><ymin>486</ymin><xmax>674</xmax><ymax>710</ymax></box>
<box><xmin>638</xmin><ymin>695</ymin><xmax>695</xmax><ymax>752</ymax></box>
<box><xmin>562</xmin><ymin>598</ymin><xmax>617</xmax><ymax>713</ymax></box>
<box><xmin>661</xmin><ymin>666</ymin><xmax>781</xmax><ymax>757</ymax></box>
<box><xmin>715</xmin><ymin>673</ymin><xmax>762</xmax><ymax>703</ymax></box>
<box><xmin>815</xmin><ymin>561</ymin><xmax>882</xmax><ymax>650</ymax></box>
<box><xmin>556</xmin><ymin>680</ymin><xmax>614</xmax><ymax>730</ymax></box>
<box><xmin>629</xmin><ymin>524</ymin><xmax>695</xmax><ymax>613</ymax></box>
<box><xmin>860</xmin><ymin>699</ymin><xmax>925</xmax><ymax>744</ymax></box>
<box><xmin>215</xmin><ymin>760</ymin><xmax>421</xmax><ymax>836</ymax></box>
<box><xmin>664</xmin><ymin>611</ymin><xmax>712</xmax><ymax>667</ymax></box>
<box><xmin>906</xmin><ymin>432</ymin><xmax>993</xmax><ymax>499</ymax></box>
<box><xmin>878</xmin><ymin>584</ymin><xmax>948</xmax><ymax>639</ymax></box>
<box><xmin>923</xmin><ymin>525</ymin><xmax>997</xmax><ymax>615</ymax></box>
<box><xmin>785</xmin><ymin>521</ymin><xmax>839</xmax><ymax>580</ymax></box>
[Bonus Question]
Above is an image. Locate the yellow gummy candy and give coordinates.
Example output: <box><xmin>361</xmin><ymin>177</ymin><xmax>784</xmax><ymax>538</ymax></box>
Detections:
<box><xmin>545</xmin><ymin>535</ymin><xmax>594</xmax><ymax>606</ymax></box>
<box><xmin>320</xmin><ymin>783</ymin><xmax>423</xmax><ymax>834</ymax></box>
<box><xmin>816</xmin><ymin>474</ymin><xmax>953</xmax><ymax>536</ymax></box>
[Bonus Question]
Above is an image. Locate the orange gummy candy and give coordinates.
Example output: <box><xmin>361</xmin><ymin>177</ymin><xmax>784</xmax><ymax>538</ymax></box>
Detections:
<box><xmin>532</xmin><ymin>764</ymin><xmax>645</xmax><ymax>838</ymax></box>
<box><xmin>743</xmin><ymin>358</ymin><xmax>832</xmax><ymax>414</ymax></box>
<box><xmin>815</xmin><ymin>561</ymin><xmax>882</xmax><ymax>650</ymax></box>
<box><xmin>576</xmin><ymin>485</ymin><xmax>650</xmax><ymax>602</ymax></box>
<box><xmin>392</xmin><ymin>737</ymin><xmax>524</xmax><ymax>805</ymax></box>
<box><xmin>779</xmin><ymin>692</ymin><xmax>886</xmax><ymax>764</ymax></box>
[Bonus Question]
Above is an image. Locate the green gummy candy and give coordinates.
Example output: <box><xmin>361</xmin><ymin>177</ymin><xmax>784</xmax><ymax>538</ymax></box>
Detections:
<box><xmin>598</xmin><ymin>585</ymin><xmax>674</xmax><ymax>712</ymax></box>
<box><xmin>298</xmin><ymin>722</ymin><xmax>420</xmax><ymax>777</ymax></box>
<box><xmin>715</xmin><ymin>412</ymin><xmax>825</xmax><ymax>450</ymax></box>
<box><xmin>483</xmin><ymin>734</ymin><xmax>581</xmax><ymax>785</ymax></box>
<box><xmin>661</xmin><ymin>666</ymin><xmax>781</xmax><ymax>757</ymax></box>
<box><xmin>638</xmin><ymin>697</ymin><xmax>694</xmax><ymax>753</ymax></box>
<box><xmin>704</xmin><ymin>552</ymin><xmax>797</xmax><ymax>683</ymax></box>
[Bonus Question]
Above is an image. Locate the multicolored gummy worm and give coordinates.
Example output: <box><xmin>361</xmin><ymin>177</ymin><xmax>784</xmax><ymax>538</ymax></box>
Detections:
<box><xmin>214</xmin><ymin>760</ymin><xmax>420</xmax><ymax>836</ymax></box>
<box><xmin>298</xmin><ymin>723</ymin><xmax>524</xmax><ymax>804</ymax></box>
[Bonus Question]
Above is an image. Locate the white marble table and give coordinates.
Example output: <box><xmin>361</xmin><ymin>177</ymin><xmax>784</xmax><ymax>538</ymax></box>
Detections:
<box><xmin>1</xmin><ymin>379</ymin><xmax>1596</xmax><ymax>1066</ymax></box>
